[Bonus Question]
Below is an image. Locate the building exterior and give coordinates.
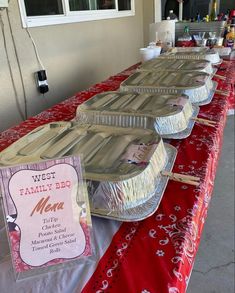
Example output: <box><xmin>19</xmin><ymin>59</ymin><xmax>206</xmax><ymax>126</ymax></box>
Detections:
<box><xmin>0</xmin><ymin>0</ymin><xmax>155</xmax><ymax>131</ymax></box>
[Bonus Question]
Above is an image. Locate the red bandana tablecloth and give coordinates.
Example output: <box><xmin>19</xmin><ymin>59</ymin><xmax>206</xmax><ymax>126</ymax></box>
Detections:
<box><xmin>81</xmin><ymin>61</ymin><xmax>234</xmax><ymax>293</ymax></box>
<box><xmin>0</xmin><ymin>61</ymin><xmax>234</xmax><ymax>293</ymax></box>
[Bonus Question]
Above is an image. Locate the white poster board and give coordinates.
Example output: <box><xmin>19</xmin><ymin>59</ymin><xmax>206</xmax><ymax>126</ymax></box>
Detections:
<box><xmin>0</xmin><ymin>156</ymin><xmax>93</xmax><ymax>281</ymax></box>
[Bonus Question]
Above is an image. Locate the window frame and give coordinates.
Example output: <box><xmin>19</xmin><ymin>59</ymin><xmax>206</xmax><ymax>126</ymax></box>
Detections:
<box><xmin>18</xmin><ymin>0</ymin><xmax>135</xmax><ymax>28</ymax></box>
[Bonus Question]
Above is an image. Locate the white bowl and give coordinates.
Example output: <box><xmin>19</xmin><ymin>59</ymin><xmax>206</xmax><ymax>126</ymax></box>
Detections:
<box><xmin>139</xmin><ymin>48</ymin><xmax>155</xmax><ymax>62</ymax></box>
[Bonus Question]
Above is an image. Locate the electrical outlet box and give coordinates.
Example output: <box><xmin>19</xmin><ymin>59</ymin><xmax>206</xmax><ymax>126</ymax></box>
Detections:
<box><xmin>36</xmin><ymin>70</ymin><xmax>49</xmax><ymax>94</ymax></box>
<box><xmin>0</xmin><ymin>0</ymin><xmax>8</xmax><ymax>8</ymax></box>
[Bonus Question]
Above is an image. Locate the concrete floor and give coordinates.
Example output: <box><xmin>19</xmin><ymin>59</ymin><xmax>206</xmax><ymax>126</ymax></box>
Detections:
<box><xmin>187</xmin><ymin>115</ymin><xmax>235</xmax><ymax>293</ymax></box>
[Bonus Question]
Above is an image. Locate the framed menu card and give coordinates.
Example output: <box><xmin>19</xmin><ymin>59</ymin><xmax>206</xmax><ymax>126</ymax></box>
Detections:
<box><xmin>0</xmin><ymin>156</ymin><xmax>93</xmax><ymax>281</ymax></box>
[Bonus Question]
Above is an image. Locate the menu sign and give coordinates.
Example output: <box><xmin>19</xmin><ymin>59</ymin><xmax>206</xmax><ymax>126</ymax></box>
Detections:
<box><xmin>0</xmin><ymin>156</ymin><xmax>92</xmax><ymax>274</ymax></box>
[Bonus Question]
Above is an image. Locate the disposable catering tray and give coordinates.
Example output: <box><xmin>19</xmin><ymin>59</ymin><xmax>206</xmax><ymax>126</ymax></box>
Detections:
<box><xmin>0</xmin><ymin>122</ymin><xmax>177</xmax><ymax>221</ymax></box>
<box><xmin>169</xmin><ymin>47</ymin><xmax>209</xmax><ymax>53</ymax></box>
<box><xmin>76</xmin><ymin>92</ymin><xmax>199</xmax><ymax>139</ymax></box>
<box><xmin>120</xmin><ymin>71</ymin><xmax>217</xmax><ymax>106</ymax></box>
<box><xmin>159</xmin><ymin>48</ymin><xmax>221</xmax><ymax>65</ymax></box>
<box><xmin>138</xmin><ymin>58</ymin><xmax>216</xmax><ymax>76</ymax></box>
<box><xmin>212</xmin><ymin>47</ymin><xmax>232</xmax><ymax>57</ymax></box>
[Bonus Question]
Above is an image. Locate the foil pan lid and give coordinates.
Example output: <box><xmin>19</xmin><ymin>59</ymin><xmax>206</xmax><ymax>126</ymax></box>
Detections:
<box><xmin>77</xmin><ymin>91</ymin><xmax>190</xmax><ymax>117</ymax></box>
<box><xmin>159</xmin><ymin>49</ymin><xmax>221</xmax><ymax>64</ymax></box>
<box><xmin>0</xmin><ymin>122</ymin><xmax>162</xmax><ymax>182</ymax></box>
<box><xmin>120</xmin><ymin>71</ymin><xmax>210</xmax><ymax>90</ymax></box>
<box><xmin>139</xmin><ymin>58</ymin><xmax>212</xmax><ymax>73</ymax></box>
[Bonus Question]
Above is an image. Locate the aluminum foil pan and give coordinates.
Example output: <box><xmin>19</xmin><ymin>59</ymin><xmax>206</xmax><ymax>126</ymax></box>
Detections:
<box><xmin>192</xmin><ymin>80</ymin><xmax>217</xmax><ymax>106</ymax></box>
<box><xmin>212</xmin><ymin>47</ymin><xmax>232</xmax><ymax>56</ymax></box>
<box><xmin>76</xmin><ymin>92</ymin><xmax>199</xmax><ymax>139</ymax></box>
<box><xmin>0</xmin><ymin>122</ymin><xmax>172</xmax><ymax>220</ymax></box>
<box><xmin>162</xmin><ymin>105</ymin><xmax>199</xmax><ymax>139</ymax></box>
<box><xmin>120</xmin><ymin>71</ymin><xmax>214</xmax><ymax>105</ymax></box>
<box><xmin>159</xmin><ymin>49</ymin><xmax>221</xmax><ymax>65</ymax></box>
<box><xmin>138</xmin><ymin>58</ymin><xmax>216</xmax><ymax>76</ymax></box>
<box><xmin>91</xmin><ymin>143</ymin><xmax>177</xmax><ymax>221</ymax></box>
<box><xmin>169</xmin><ymin>47</ymin><xmax>209</xmax><ymax>53</ymax></box>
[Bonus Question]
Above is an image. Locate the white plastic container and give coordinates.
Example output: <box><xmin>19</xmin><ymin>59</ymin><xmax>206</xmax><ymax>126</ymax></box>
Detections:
<box><xmin>139</xmin><ymin>48</ymin><xmax>155</xmax><ymax>62</ymax></box>
<box><xmin>148</xmin><ymin>45</ymin><xmax>162</xmax><ymax>58</ymax></box>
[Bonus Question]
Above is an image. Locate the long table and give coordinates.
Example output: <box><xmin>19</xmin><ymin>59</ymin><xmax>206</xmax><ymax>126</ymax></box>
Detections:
<box><xmin>0</xmin><ymin>60</ymin><xmax>234</xmax><ymax>293</ymax></box>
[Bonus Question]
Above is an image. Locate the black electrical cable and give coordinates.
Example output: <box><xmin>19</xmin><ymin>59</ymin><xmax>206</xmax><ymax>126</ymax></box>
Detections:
<box><xmin>6</xmin><ymin>8</ymin><xmax>28</xmax><ymax>120</ymax></box>
<box><xmin>0</xmin><ymin>12</ymin><xmax>25</xmax><ymax>121</ymax></box>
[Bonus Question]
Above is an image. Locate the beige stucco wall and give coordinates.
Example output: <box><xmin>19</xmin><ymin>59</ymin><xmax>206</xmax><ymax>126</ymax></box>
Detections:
<box><xmin>0</xmin><ymin>1</ymin><xmax>153</xmax><ymax>132</ymax></box>
<box><xmin>143</xmin><ymin>0</ymin><xmax>155</xmax><ymax>46</ymax></box>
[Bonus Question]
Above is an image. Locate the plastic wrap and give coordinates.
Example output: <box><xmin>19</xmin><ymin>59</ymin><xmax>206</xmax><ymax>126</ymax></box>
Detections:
<box><xmin>120</xmin><ymin>71</ymin><xmax>216</xmax><ymax>105</ymax></box>
<box><xmin>0</xmin><ymin>122</ymin><xmax>175</xmax><ymax>221</ymax></box>
<box><xmin>138</xmin><ymin>58</ymin><xmax>215</xmax><ymax>75</ymax></box>
<box><xmin>76</xmin><ymin>92</ymin><xmax>199</xmax><ymax>138</ymax></box>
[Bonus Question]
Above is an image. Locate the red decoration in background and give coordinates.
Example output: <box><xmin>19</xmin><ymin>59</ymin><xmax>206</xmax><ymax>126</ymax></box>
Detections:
<box><xmin>176</xmin><ymin>40</ymin><xmax>196</xmax><ymax>47</ymax></box>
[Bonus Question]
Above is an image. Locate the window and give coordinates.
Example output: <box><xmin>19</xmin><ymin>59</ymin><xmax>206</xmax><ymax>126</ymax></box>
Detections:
<box><xmin>24</xmin><ymin>0</ymin><xmax>64</xmax><ymax>16</ymax></box>
<box><xmin>19</xmin><ymin>0</ymin><xmax>135</xmax><ymax>28</ymax></box>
